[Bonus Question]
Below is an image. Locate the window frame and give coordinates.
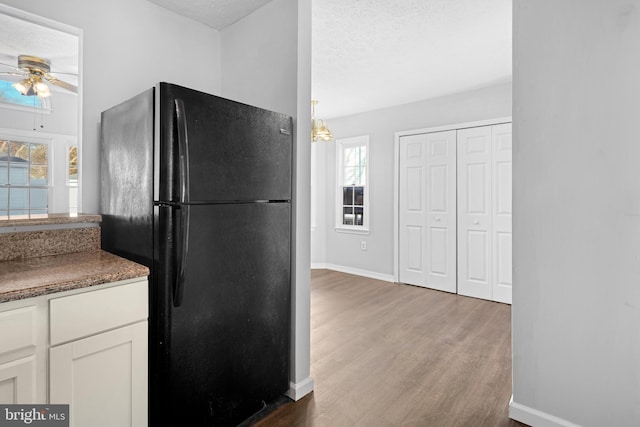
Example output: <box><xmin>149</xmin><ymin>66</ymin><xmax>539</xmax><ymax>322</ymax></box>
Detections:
<box><xmin>0</xmin><ymin>135</ymin><xmax>52</xmax><ymax>219</ymax></box>
<box><xmin>335</xmin><ymin>135</ymin><xmax>370</xmax><ymax>234</ymax></box>
<box><xmin>67</xmin><ymin>144</ymin><xmax>78</xmax><ymax>214</ymax></box>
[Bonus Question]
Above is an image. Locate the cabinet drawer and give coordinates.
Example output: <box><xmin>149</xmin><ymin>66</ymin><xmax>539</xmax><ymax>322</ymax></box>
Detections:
<box><xmin>50</xmin><ymin>280</ymin><xmax>148</xmax><ymax>346</ymax></box>
<box><xmin>0</xmin><ymin>305</ymin><xmax>37</xmax><ymax>355</ymax></box>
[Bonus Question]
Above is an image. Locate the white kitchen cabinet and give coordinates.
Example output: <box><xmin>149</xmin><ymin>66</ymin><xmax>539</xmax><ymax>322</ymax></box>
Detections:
<box><xmin>0</xmin><ymin>277</ymin><xmax>148</xmax><ymax>426</ymax></box>
<box><xmin>0</xmin><ymin>356</ymin><xmax>37</xmax><ymax>403</ymax></box>
<box><xmin>48</xmin><ymin>279</ymin><xmax>148</xmax><ymax>427</ymax></box>
<box><xmin>0</xmin><ymin>299</ymin><xmax>47</xmax><ymax>404</ymax></box>
<box><xmin>50</xmin><ymin>322</ymin><xmax>147</xmax><ymax>427</ymax></box>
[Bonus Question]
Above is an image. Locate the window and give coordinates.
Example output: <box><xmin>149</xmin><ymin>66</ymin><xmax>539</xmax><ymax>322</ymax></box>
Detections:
<box><xmin>68</xmin><ymin>145</ymin><xmax>78</xmax><ymax>214</ymax></box>
<box><xmin>336</xmin><ymin>135</ymin><xmax>369</xmax><ymax>233</ymax></box>
<box><xmin>0</xmin><ymin>139</ymin><xmax>49</xmax><ymax>218</ymax></box>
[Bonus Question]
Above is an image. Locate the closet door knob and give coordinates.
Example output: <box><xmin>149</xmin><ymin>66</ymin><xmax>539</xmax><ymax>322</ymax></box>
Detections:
<box><xmin>434</xmin><ymin>217</ymin><xmax>441</xmax><ymax>221</ymax></box>
<box><xmin>473</xmin><ymin>220</ymin><xmax>480</xmax><ymax>225</ymax></box>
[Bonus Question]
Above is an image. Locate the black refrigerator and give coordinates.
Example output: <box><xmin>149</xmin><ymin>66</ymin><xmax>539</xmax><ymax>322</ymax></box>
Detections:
<box><xmin>100</xmin><ymin>83</ymin><xmax>292</xmax><ymax>426</ymax></box>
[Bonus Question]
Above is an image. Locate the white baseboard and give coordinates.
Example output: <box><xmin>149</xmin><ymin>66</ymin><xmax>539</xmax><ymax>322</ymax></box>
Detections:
<box><xmin>509</xmin><ymin>396</ymin><xmax>582</xmax><ymax>427</ymax></box>
<box><xmin>286</xmin><ymin>377</ymin><xmax>314</xmax><ymax>401</ymax></box>
<box><xmin>311</xmin><ymin>263</ymin><xmax>395</xmax><ymax>283</ymax></box>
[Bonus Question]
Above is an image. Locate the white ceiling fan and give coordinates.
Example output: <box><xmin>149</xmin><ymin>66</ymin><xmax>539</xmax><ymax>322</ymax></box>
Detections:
<box><xmin>0</xmin><ymin>54</ymin><xmax>78</xmax><ymax>98</ymax></box>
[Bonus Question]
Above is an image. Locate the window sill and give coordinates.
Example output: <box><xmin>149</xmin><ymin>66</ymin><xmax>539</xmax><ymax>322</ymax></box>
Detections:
<box><xmin>334</xmin><ymin>226</ymin><xmax>370</xmax><ymax>236</ymax></box>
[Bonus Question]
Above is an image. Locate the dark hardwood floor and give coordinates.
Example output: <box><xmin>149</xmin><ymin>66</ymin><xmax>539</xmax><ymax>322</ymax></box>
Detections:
<box><xmin>252</xmin><ymin>269</ymin><xmax>526</xmax><ymax>427</ymax></box>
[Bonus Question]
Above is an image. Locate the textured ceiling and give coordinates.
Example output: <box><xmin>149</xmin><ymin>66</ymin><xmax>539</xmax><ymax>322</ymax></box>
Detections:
<box><xmin>146</xmin><ymin>0</ymin><xmax>511</xmax><ymax>119</ymax></box>
<box><xmin>313</xmin><ymin>0</ymin><xmax>512</xmax><ymax>118</ymax></box>
<box><xmin>0</xmin><ymin>12</ymin><xmax>79</xmax><ymax>89</ymax></box>
<box><xmin>0</xmin><ymin>0</ymin><xmax>511</xmax><ymax>119</ymax></box>
<box><xmin>145</xmin><ymin>0</ymin><xmax>273</xmax><ymax>29</ymax></box>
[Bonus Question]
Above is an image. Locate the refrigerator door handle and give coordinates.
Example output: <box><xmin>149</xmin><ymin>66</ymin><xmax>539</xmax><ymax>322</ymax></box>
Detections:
<box><xmin>174</xmin><ymin>204</ymin><xmax>190</xmax><ymax>307</ymax></box>
<box><xmin>175</xmin><ymin>99</ymin><xmax>190</xmax><ymax>204</ymax></box>
<box><xmin>174</xmin><ymin>99</ymin><xmax>190</xmax><ymax>307</ymax></box>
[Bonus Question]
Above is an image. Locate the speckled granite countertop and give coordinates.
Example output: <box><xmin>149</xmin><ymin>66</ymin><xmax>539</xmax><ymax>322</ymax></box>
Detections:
<box><xmin>0</xmin><ymin>213</ymin><xmax>102</xmax><ymax>227</ymax></box>
<box><xmin>0</xmin><ymin>250</ymin><xmax>149</xmax><ymax>303</ymax></box>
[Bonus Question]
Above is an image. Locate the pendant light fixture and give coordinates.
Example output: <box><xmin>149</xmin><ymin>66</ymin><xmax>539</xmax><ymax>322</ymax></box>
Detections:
<box><xmin>311</xmin><ymin>100</ymin><xmax>334</xmax><ymax>142</ymax></box>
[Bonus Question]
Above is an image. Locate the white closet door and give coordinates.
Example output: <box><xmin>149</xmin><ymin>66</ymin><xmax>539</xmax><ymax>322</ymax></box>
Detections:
<box><xmin>457</xmin><ymin>126</ymin><xmax>493</xmax><ymax>300</ymax></box>
<box><xmin>492</xmin><ymin>123</ymin><xmax>512</xmax><ymax>304</ymax></box>
<box><xmin>424</xmin><ymin>131</ymin><xmax>457</xmax><ymax>293</ymax></box>
<box><xmin>399</xmin><ymin>131</ymin><xmax>456</xmax><ymax>292</ymax></box>
<box><xmin>399</xmin><ymin>134</ymin><xmax>427</xmax><ymax>286</ymax></box>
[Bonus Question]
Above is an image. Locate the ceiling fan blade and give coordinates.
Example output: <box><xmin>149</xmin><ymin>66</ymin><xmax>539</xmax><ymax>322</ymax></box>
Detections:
<box><xmin>0</xmin><ymin>61</ymin><xmax>20</xmax><ymax>70</ymax></box>
<box><xmin>47</xmin><ymin>70</ymin><xmax>78</xmax><ymax>76</ymax></box>
<box><xmin>0</xmin><ymin>72</ymin><xmax>24</xmax><ymax>83</ymax></box>
<box><xmin>45</xmin><ymin>76</ymin><xmax>78</xmax><ymax>94</ymax></box>
<box><xmin>0</xmin><ymin>71</ymin><xmax>23</xmax><ymax>77</ymax></box>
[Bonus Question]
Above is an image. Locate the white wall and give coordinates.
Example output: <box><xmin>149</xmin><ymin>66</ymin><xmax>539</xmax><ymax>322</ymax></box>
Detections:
<box><xmin>220</xmin><ymin>0</ymin><xmax>297</xmax><ymax>116</ymax></box>
<box><xmin>511</xmin><ymin>1</ymin><xmax>640</xmax><ymax>426</ymax></box>
<box><xmin>0</xmin><ymin>91</ymin><xmax>77</xmax><ymax>136</ymax></box>
<box><xmin>312</xmin><ymin>82</ymin><xmax>512</xmax><ymax>279</ymax></box>
<box><xmin>310</xmin><ymin>142</ymin><xmax>327</xmax><ymax>263</ymax></box>
<box><xmin>1</xmin><ymin>0</ymin><xmax>221</xmax><ymax>214</ymax></box>
<box><xmin>220</xmin><ymin>0</ymin><xmax>314</xmax><ymax>399</ymax></box>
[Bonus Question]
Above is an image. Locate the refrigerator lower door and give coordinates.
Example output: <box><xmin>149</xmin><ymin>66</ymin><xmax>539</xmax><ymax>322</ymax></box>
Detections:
<box><xmin>161</xmin><ymin>202</ymin><xmax>291</xmax><ymax>426</ymax></box>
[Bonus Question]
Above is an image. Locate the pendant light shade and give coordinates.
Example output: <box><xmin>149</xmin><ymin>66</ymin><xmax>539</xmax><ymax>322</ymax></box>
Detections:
<box><xmin>311</xmin><ymin>100</ymin><xmax>333</xmax><ymax>142</ymax></box>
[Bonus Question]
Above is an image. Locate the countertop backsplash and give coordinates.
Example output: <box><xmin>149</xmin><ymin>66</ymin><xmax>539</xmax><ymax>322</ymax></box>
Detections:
<box><xmin>0</xmin><ymin>213</ymin><xmax>101</xmax><ymax>261</ymax></box>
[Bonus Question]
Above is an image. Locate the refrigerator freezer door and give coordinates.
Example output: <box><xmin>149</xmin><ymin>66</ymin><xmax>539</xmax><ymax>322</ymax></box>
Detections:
<box><xmin>156</xmin><ymin>83</ymin><xmax>293</xmax><ymax>204</ymax></box>
<box><xmin>160</xmin><ymin>202</ymin><xmax>291</xmax><ymax>426</ymax></box>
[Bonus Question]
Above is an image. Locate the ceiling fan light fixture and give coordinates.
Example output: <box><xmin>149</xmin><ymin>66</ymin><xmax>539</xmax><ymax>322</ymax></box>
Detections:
<box><xmin>34</xmin><ymin>79</ymin><xmax>51</xmax><ymax>98</ymax></box>
<box><xmin>13</xmin><ymin>76</ymin><xmax>51</xmax><ymax>98</ymax></box>
<box><xmin>311</xmin><ymin>100</ymin><xmax>334</xmax><ymax>142</ymax></box>
<box><xmin>13</xmin><ymin>80</ymin><xmax>31</xmax><ymax>96</ymax></box>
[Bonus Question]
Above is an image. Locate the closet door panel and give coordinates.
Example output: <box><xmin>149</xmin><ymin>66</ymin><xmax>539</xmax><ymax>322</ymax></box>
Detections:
<box><xmin>457</xmin><ymin>126</ymin><xmax>492</xmax><ymax>300</ymax></box>
<box><xmin>492</xmin><ymin>123</ymin><xmax>513</xmax><ymax>304</ymax></box>
<box><xmin>466</xmin><ymin>230</ymin><xmax>489</xmax><ymax>282</ymax></box>
<box><xmin>429</xmin><ymin>227</ymin><xmax>448</xmax><ymax>275</ymax></box>
<box><xmin>399</xmin><ymin>134</ymin><xmax>427</xmax><ymax>286</ymax></box>
<box><xmin>425</xmin><ymin>131</ymin><xmax>457</xmax><ymax>293</ymax></box>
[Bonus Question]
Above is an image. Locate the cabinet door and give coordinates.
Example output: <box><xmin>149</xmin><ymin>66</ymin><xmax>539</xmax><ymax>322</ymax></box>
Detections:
<box><xmin>0</xmin><ymin>356</ymin><xmax>36</xmax><ymax>403</ymax></box>
<box><xmin>0</xmin><ymin>300</ymin><xmax>46</xmax><ymax>404</ymax></box>
<box><xmin>457</xmin><ymin>126</ymin><xmax>493</xmax><ymax>301</ymax></box>
<box><xmin>49</xmin><ymin>322</ymin><xmax>147</xmax><ymax>427</ymax></box>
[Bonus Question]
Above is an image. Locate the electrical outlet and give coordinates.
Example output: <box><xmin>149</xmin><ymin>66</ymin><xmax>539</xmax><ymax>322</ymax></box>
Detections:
<box><xmin>360</xmin><ymin>241</ymin><xmax>367</xmax><ymax>251</ymax></box>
